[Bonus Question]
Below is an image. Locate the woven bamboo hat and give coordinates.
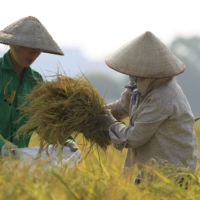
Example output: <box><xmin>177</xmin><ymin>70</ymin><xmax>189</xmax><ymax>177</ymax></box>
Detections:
<box><xmin>0</xmin><ymin>16</ymin><xmax>64</xmax><ymax>55</ymax></box>
<box><xmin>105</xmin><ymin>31</ymin><xmax>185</xmax><ymax>78</ymax></box>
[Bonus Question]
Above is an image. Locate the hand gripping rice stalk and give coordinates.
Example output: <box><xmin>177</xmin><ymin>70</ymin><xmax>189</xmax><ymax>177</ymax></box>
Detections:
<box><xmin>16</xmin><ymin>74</ymin><xmax>111</xmax><ymax>153</ymax></box>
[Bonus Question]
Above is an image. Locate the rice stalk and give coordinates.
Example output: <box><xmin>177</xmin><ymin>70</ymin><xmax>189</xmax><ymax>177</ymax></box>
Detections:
<box><xmin>16</xmin><ymin>73</ymin><xmax>111</xmax><ymax>153</ymax></box>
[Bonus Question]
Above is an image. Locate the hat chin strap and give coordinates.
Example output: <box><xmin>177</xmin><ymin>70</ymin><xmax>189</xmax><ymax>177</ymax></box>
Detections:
<box><xmin>9</xmin><ymin>45</ymin><xmax>25</xmax><ymax>68</ymax></box>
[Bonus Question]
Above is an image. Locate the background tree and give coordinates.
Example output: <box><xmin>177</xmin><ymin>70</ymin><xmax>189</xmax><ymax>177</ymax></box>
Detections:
<box><xmin>170</xmin><ymin>36</ymin><xmax>200</xmax><ymax>117</ymax></box>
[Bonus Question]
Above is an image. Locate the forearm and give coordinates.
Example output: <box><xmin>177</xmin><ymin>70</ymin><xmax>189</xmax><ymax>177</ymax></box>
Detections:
<box><xmin>109</xmin><ymin>120</ymin><xmax>162</xmax><ymax>151</ymax></box>
<box><xmin>107</xmin><ymin>89</ymin><xmax>130</xmax><ymax>120</ymax></box>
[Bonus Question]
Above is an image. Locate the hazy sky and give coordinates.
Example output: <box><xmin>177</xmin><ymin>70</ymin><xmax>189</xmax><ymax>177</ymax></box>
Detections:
<box><xmin>1</xmin><ymin>0</ymin><xmax>200</xmax><ymax>61</ymax></box>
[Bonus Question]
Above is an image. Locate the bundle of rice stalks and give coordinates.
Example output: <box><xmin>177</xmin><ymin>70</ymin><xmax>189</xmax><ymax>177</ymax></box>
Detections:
<box><xmin>16</xmin><ymin>74</ymin><xmax>111</xmax><ymax>152</ymax></box>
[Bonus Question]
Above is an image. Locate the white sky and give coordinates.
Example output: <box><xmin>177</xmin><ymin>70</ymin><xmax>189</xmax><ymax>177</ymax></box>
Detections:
<box><xmin>1</xmin><ymin>0</ymin><xmax>200</xmax><ymax>61</ymax></box>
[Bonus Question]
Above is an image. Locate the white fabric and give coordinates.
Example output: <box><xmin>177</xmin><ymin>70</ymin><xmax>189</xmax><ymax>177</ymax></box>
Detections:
<box><xmin>14</xmin><ymin>145</ymin><xmax>82</xmax><ymax>168</ymax></box>
<box><xmin>108</xmin><ymin>77</ymin><xmax>198</xmax><ymax>172</ymax></box>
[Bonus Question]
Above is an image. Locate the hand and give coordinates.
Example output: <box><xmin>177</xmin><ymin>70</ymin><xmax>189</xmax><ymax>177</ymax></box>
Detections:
<box><xmin>87</xmin><ymin>109</ymin><xmax>118</xmax><ymax>134</ymax></box>
<box><xmin>1</xmin><ymin>142</ymin><xmax>21</xmax><ymax>158</ymax></box>
<box><xmin>64</xmin><ymin>141</ymin><xmax>78</xmax><ymax>152</ymax></box>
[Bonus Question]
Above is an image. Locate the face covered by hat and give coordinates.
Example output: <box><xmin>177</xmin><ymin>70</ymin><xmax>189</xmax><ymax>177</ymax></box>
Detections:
<box><xmin>105</xmin><ymin>31</ymin><xmax>185</xmax><ymax>78</ymax></box>
<box><xmin>0</xmin><ymin>16</ymin><xmax>63</xmax><ymax>55</ymax></box>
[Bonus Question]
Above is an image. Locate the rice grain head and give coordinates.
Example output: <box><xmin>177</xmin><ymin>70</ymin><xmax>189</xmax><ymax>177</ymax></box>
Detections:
<box><xmin>16</xmin><ymin>74</ymin><xmax>111</xmax><ymax>153</ymax></box>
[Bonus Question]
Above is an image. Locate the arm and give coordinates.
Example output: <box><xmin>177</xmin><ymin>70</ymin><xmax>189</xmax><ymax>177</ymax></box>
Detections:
<box><xmin>107</xmin><ymin>87</ymin><xmax>131</xmax><ymax>120</ymax></box>
<box><xmin>109</xmin><ymin>95</ymin><xmax>171</xmax><ymax>151</ymax></box>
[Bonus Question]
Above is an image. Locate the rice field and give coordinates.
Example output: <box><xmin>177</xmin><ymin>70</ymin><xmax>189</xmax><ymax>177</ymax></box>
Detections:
<box><xmin>0</xmin><ymin>121</ymin><xmax>200</xmax><ymax>200</ymax></box>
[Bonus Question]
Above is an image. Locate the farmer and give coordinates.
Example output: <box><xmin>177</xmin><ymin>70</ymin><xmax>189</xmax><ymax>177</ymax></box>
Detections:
<box><xmin>88</xmin><ymin>31</ymin><xmax>198</xmax><ymax>181</ymax></box>
<box><xmin>0</xmin><ymin>16</ymin><xmax>78</xmax><ymax>157</ymax></box>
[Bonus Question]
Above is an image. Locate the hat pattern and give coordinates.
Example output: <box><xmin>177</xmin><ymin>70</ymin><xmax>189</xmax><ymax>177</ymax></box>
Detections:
<box><xmin>0</xmin><ymin>16</ymin><xmax>63</xmax><ymax>55</ymax></box>
<box><xmin>105</xmin><ymin>31</ymin><xmax>185</xmax><ymax>78</ymax></box>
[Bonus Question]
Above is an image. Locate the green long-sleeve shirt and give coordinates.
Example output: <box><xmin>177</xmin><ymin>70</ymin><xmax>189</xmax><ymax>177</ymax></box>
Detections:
<box><xmin>0</xmin><ymin>51</ymin><xmax>74</xmax><ymax>148</ymax></box>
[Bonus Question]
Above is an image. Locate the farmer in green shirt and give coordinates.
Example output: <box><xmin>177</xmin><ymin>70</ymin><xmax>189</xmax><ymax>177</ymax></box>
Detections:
<box><xmin>0</xmin><ymin>16</ymin><xmax>77</xmax><ymax>157</ymax></box>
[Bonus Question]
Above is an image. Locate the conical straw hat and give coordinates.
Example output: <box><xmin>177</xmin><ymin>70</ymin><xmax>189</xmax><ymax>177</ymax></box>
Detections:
<box><xmin>0</xmin><ymin>16</ymin><xmax>64</xmax><ymax>55</ymax></box>
<box><xmin>105</xmin><ymin>31</ymin><xmax>185</xmax><ymax>78</ymax></box>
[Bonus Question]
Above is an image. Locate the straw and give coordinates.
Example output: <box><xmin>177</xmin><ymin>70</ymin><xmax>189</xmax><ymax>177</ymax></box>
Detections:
<box><xmin>16</xmin><ymin>73</ymin><xmax>111</xmax><ymax>153</ymax></box>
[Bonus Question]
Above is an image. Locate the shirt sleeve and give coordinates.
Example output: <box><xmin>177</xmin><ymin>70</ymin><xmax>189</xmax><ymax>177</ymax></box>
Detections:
<box><xmin>107</xmin><ymin>88</ymin><xmax>130</xmax><ymax>120</ymax></box>
<box><xmin>109</xmin><ymin>94</ymin><xmax>171</xmax><ymax>151</ymax></box>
